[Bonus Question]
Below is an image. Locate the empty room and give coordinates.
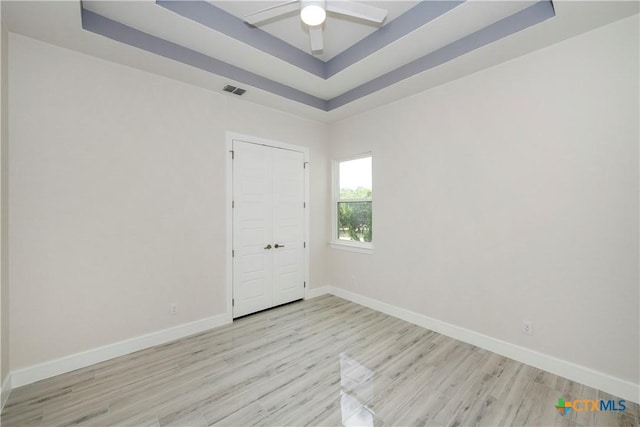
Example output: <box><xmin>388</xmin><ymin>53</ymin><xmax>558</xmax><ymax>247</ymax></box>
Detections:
<box><xmin>0</xmin><ymin>0</ymin><xmax>638</xmax><ymax>426</ymax></box>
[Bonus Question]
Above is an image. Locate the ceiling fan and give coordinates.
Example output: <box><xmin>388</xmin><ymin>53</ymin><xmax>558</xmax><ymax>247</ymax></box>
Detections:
<box><xmin>243</xmin><ymin>0</ymin><xmax>388</xmax><ymax>53</ymax></box>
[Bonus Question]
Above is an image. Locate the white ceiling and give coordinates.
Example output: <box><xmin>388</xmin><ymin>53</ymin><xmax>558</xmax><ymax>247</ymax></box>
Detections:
<box><xmin>211</xmin><ymin>1</ymin><xmax>419</xmax><ymax>61</ymax></box>
<box><xmin>2</xmin><ymin>1</ymin><xmax>638</xmax><ymax>123</ymax></box>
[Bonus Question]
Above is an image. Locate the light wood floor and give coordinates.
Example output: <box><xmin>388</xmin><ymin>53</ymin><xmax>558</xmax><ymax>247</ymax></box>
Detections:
<box><xmin>2</xmin><ymin>295</ymin><xmax>638</xmax><ymax>426</ymax></box>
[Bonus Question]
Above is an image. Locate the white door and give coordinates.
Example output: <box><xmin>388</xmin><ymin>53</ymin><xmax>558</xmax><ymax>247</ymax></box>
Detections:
<box><xmin>233</xmin><ymin>140</ymin><xmax>305</xmax><ymax>318</ymax></box>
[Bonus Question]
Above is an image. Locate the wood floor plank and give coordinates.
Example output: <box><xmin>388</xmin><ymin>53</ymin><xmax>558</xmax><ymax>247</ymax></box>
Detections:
<box><xmin>198</xmin><ymin>368</ymin><xmax>305</xmax><ymax>425</ymax></box>
<box><xmin>0</xmin><ymin>406</ymin><xmax>44</xmax><ymax>427</ymax></box>
<box><xmin>210</xmin><ymin>402</ymin><xmax>269</xmax><ymax>427</ymax></box>
<box><xmin>441</xmin><ymin>371</ymin><xmax>500</xmax><ymax>426</ymax></box>
<box><xmin>76</xmin><ymin>403</ymin><xmax>161</xmax><ymax>427</ymax></box>
<box><xmin>359</xmin><ymin>364</ymin><xmax>441</xmax><ymax>424</ymax></box>
<box><xmin>1</xmin><ymin>296</ymin><xmax>637</xmax><ymax>427</ymax></box>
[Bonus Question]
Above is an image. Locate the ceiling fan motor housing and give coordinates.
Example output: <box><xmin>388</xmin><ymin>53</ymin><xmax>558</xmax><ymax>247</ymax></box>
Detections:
<box><xmin>300</xmin><ymin>0</ymin><xmax>326</xmax><ymax>26</ymax></box>
<box><xmin>243</xmin><ymin>0</ymin><xmax>388</xmax><ymax>55</ymax></box>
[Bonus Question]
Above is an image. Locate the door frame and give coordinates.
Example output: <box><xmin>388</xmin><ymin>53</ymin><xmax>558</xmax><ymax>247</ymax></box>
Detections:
<box><xmin>225</xmin><ymin>132</ymin><xmax>310</xmax><ymax>320</ymax></box>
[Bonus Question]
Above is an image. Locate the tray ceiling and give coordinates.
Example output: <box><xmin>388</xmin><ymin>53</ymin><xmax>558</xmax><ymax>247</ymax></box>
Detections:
<box><xmin>2</xmin><ymin>1</ymin><xmax>638</xmax><ymax>122</ymax></box>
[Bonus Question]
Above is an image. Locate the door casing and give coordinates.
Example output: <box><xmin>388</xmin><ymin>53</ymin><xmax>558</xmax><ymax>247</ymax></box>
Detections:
<box><xmin>225</xmin><ymin>132</ymin><xmax>310</xmax><ymax>320</ymax></box>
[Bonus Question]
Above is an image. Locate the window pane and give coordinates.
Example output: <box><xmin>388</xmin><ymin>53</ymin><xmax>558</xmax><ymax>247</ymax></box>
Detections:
<box><xmin>338</xmin><ymin>201</ymin><xmax>372</xmax><ymax>242</ymax></box>
<box><xmin>339</xmin><ymin>157</ymin><xmax>372</xmax><ymax>199</ymax></box>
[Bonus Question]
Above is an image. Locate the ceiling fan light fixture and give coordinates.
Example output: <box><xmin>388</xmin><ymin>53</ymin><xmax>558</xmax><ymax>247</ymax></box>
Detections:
<box><xmin>300</xmin><ymin>4</ymin><xmax>326</xmax><ymax>26</ymax></box>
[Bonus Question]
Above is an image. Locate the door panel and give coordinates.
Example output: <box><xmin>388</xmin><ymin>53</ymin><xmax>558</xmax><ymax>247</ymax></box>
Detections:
<box><xmin>233</xmin><ymin>142</ymin><xmax>273</xmax><ymax>318</ymax></box>
<box><xmin>233</xmin><ymin>140</ymin><xmax>305</xmax><ymax>318</ymax></box>
<box><xmin>272</xmin><ymin>149</ymin><xmax>305</xmax><ymax>306</ymax></box>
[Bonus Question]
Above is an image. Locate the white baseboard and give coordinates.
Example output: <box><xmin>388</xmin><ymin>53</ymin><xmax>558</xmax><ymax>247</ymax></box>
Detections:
<box><xmin>7</xmin><ymin>290</ymin><xmax>639</xmax><ymax>404</ymax></box>
<box><xmin>305</xmin><ymin>285</ymin><xmax>330</xmax><ymax>300</ymax></box>
<box><xmin>11</xmin><ymin>313</ymin><xmax>231</xmax><ymax>389</ymax></box>
<box><xmin>327</xmin><ymin>286</ymin><xmax>640</xmax><ymax>404</ymax></box>
<box><xmin>1</xmin><ymin>373</ymin><xmax>11</xmax><ymax>410</ymax></box>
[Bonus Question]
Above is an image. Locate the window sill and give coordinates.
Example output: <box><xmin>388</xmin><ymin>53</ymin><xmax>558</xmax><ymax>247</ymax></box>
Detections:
<box><xmin>329</xmin><ymin>241</ymin><xmax>374</xmax><ymax>254</ymax></box>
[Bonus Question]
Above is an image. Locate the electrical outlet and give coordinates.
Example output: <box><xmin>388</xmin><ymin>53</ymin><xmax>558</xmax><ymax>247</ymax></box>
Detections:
<box><xmin>522</xmin><ymin>320</ymin><xmax>533</xmax><ymax>336</ymax></box>
<box><xmin>170</xmin><ymin>304</ymin><xmax>178</xmax><ymax>315</ymax></box>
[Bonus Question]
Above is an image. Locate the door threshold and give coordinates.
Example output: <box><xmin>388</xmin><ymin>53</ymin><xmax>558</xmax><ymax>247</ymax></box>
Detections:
<box><xmin>233</xmin><ymin>298</ymin><xmax>304</xmax><ymax>320</ymax></box>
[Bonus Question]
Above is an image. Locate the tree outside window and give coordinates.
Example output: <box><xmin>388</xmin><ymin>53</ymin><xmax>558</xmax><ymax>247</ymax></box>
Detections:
<box><xmin>336</xmin><ymin>156</ymin><xmax>372</xmax><ymax>243</ymax></box>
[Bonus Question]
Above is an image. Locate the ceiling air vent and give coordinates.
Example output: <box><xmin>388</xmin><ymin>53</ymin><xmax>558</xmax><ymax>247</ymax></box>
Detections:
<box><xmin>223</xmin><ymin>85</ymin><xmax>246</xmax><ymax>96</ymax></box>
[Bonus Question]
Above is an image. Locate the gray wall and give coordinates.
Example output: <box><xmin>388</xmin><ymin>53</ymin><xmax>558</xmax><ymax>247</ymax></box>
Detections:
<box><xmin>329</xmin><ymin>15</ymin><xmax>639</xmax><ymax>385</ymax></box>
<box><xmin>8</xmin><ymin>34</ymin><xmax>329</xmax><ymax>370</ymax></box>
<box><xmin>1</xmin><ymin>4</ymin><xmax>10</xmax><ymax>392</ymax></box>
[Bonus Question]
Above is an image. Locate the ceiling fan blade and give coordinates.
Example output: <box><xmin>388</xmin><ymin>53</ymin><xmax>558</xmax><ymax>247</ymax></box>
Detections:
<box><xmin>309</xmin><ymin>25</ymin><xmax>323</xmax><ymax>52</ymax></box>
<box><xmin>244</xmin><ymin>0</ymin><xmax>300</xmax><ymax>25</ymax></box>
<box><xmin>326</xmin><ymin>0</ymin><xmax>387</xmax><ymax>23</ymax></box>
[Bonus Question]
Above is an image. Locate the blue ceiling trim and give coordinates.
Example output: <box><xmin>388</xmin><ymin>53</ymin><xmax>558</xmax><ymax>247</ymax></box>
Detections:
<box><xmin>156</xmin><ymin>0</ymin><xmax>466</xmax><ymax>80</ymax></box>
<box><xmin>328</xmin><ymin>0</ymin><xmax>555</xmax><ymax>110</ymax></box>
<box><xmin>156</xmin><ymin>0</ymin><xmax>326</xmax><ymax>79</ymax></box>
<box><xmin>80</xmin><ymin>1</ymin><xmax>555</xmax><ymax>112</ymax></box>
<box><xmin>81</xmin><ymin>9</ymin><xmax>329</xmax><ymax>111</ymax></box>
<box><xmin>325</xmin><ymin>1</ymin><xmax>464</xmax><ymax>78</ymax></box>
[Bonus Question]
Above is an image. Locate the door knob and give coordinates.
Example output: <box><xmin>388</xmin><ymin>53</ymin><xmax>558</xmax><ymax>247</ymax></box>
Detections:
<box><xmin>274</xmin><ymin>244</ymin><xmax>285</xmax><ymax>248</ymax></box>
<box><xmin>264</xmin><ymin>244</ymin><xmax>272</xmax><ymax>249</ymax></box>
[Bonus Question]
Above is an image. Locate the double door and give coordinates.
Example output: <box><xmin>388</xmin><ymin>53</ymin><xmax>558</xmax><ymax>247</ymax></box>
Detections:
<box><xmin>232</xmin><ymin>140</ymin><xmax>305</xmax><ymax>318</ymax></box>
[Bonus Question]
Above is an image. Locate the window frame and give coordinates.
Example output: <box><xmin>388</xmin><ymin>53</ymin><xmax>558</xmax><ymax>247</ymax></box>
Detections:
<box><xmin>330</xmin><ymin>153</ymin><xmax>374</xmax><ymax>254</ymax></box>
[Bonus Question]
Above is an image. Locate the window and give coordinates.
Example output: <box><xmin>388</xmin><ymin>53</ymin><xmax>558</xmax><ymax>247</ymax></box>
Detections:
<box><xmin>332</xmin><ymin>154</ymin><xmax>372</xmax><ymax>252</ymax></box>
